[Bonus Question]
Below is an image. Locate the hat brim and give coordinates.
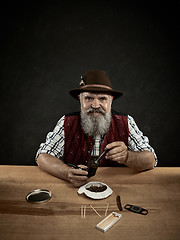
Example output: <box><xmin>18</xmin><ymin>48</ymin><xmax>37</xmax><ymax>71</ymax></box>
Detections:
<box><xmin>69</xmin><ymin>86</ymin><xmax>123</xmax><ymax>100</ymax></box>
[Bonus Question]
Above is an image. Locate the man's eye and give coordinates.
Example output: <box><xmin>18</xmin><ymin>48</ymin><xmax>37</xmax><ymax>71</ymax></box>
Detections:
<box><xmin>100</xmin><ymin>97</ymin><xmax>107</xmax><ymax>101</ymax></box>
<box><xmin>85</xmin><ymin>96</ymin><xmax>92</xmax><ymax>101</ymax></box>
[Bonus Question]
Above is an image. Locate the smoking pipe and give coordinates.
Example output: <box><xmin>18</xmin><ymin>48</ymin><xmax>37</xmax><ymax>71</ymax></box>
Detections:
<box><xmin>87</xmin><ymin>148</ymin><xmax>111</xmax><ymax>177</ymax></box>
<box><xmin>66</xmin><ymin>148</ymin><xmax>111</xmax><ymax>178</ymax></box>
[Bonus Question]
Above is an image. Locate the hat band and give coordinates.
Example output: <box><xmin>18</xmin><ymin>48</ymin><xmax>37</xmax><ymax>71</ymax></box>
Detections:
<box><xmin>80</xmin><ymin>84</ymin><xmax>112</xmax><ymax>90</ymax></box>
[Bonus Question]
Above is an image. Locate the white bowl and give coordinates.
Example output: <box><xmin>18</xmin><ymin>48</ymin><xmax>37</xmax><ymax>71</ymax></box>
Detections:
<box><xmin>78</xmin><ymin>181</ymin><xmax>113</xmax><ymax>199</ymax></box>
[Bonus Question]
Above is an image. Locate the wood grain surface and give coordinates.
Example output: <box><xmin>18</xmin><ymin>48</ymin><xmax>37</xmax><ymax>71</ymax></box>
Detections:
<box><xmin>0</xmin><ymin>166</ymin><xmax>179</xmax><ymax>240</ymax></box>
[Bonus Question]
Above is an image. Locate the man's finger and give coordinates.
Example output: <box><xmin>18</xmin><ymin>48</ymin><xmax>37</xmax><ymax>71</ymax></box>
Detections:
<box><xmin>106</xmin><ymin>141</ymin><xmax>125</xmax><ymax>149</ymax></box>
<box><xmin>70</xmin><ymin>168</ymin><xmax>88</xmax><ymax>176</ymax></box>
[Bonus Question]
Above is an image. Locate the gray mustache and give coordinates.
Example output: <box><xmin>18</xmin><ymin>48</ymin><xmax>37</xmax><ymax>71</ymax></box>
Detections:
<box><xmin>86</xmin><ymin>107</ymin><xmax>106</xmax><ymax>115</ymax></box>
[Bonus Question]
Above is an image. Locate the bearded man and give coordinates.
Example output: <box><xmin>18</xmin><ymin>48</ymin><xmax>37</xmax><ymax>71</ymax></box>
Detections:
<box><xmin>36</xmin><ymin>70</ymin><xmax>157</xmax><ymax>187</ymax></box>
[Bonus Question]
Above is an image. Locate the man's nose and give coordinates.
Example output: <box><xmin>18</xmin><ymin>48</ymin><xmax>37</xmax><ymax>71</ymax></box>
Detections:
<box><xmin>91</xmin><ymin>99</ymin><xmax>100</xmax><ymax>108</ymax></box>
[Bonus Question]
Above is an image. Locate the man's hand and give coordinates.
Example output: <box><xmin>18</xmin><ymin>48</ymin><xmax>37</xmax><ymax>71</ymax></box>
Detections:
<box><xmin>68</xmin><ymin>165</ymin><xmax>88</xmax><ymax>187</ymax></box>
<box><xmin>37</xmin><ymin>154</ymin><xmax>89</xmax><ymax>187</ymax></box>
<box><xmin>105</xmin><ymin>142</ymin><xmax>156</xmax><ymax>171</ymax></box>
<box><xmin>105</xmin><ymin>141</ymin><xmax>128</xmax><ymax>164</ymax></box>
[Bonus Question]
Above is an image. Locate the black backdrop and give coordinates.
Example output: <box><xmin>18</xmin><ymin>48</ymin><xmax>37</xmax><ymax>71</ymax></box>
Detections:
<box><xmin>0</xmin><ymin>1</ymin><xmax>180</xmax><ymax>166</ymax></box>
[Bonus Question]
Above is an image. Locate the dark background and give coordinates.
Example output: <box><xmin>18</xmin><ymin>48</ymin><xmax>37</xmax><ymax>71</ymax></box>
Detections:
<box><xmin>0</xmin><ymin>1</ymin><xmax>180</xmax><ymax>166</ymax></box>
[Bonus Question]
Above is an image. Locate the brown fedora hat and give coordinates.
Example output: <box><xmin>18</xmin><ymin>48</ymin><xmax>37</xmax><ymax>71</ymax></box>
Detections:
<box><xmin>69</xmin><ymin>70</ymin><xmax>123</xmax><ymax>100</ymax></box>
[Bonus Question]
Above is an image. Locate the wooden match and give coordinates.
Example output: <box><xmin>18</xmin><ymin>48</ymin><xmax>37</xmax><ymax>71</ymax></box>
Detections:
<box><xmin>105</xmin><ymin>202</ymin><xmax>109</xmax><ymax>216</ymax></box>
<box><xmin>84</xmin><ymin>205</ymin><xmax>86</xmax><ymax>218</ymax></box>
<box><xmin>81</xmin><ymin>205</ymin><xmax>83</xmax><ymax>218</ymax></box>
<box><xmin>89</xmin><ymin>204</ymin><xmax>101</xmax><ymax>217</ymax></box>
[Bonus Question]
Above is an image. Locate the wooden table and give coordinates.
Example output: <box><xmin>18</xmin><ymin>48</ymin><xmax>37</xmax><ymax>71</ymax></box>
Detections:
<box><xmin>0</xmin><ymin>166</ymin><xmax>179</xmax><ymax>240</ymax></box>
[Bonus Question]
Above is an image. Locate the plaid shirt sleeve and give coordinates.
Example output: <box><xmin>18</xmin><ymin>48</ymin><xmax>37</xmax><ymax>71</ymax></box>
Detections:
<box><xmin>35</xmin><ymin>115</ymin><xmax>65</xmax><ymax>160</ymax></box>
<box><xmin>128</xmin><ymin>115</ymin><xmax>158</xmax><ymax>166</ymax></box>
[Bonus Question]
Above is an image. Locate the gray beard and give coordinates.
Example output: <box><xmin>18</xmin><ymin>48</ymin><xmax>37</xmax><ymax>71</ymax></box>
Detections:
<box><xmin>80</xmin><ymin>107</ymin><xmax>111</xmax><ymax>137</ymax></box>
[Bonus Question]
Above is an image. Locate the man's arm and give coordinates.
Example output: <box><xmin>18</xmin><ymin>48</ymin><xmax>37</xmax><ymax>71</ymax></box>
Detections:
<box><xmin>106</xmin><ymin>141</ymin><xmax>156</xmax><ymax>171</ymax></box>
<box><xmin>125</xmin><ymin>150</ymin><xmax>155</xmax><ymax>171</ymax></box>
<box><xmin>36</xmin><ymin>153</ymin><xmax>88</xmax><ymax>187</ymax></box>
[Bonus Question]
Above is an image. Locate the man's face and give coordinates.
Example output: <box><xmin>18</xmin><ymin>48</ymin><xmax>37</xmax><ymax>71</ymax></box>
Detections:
<box><xmin>79</xmin><ymin>92</ymin><xmax>113</xmax><ymax>114</ymax></box>
<box><xmin>79</xmin><ymin>92</ymin><xmax>113</xmax><ymax>136</ymax></box>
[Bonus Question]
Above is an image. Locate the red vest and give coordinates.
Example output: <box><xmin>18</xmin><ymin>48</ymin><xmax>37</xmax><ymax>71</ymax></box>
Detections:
<box><xmin>64</xmin><ymin>111</ymin><xmax>129</xmax><ymax>167</ymax></box>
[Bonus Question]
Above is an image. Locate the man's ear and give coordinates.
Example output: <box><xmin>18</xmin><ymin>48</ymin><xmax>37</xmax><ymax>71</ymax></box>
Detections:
<box><xmin>78</xmin><ymin>95</ymin><xmax>80</xmax><ymax>100</ymax></box>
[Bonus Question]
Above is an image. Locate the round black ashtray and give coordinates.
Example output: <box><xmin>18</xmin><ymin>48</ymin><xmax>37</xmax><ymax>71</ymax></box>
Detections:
<box><xmin>26</xmin><ymin>189</ymin><xmax>52</xmax><ymax>203</ymax></box>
